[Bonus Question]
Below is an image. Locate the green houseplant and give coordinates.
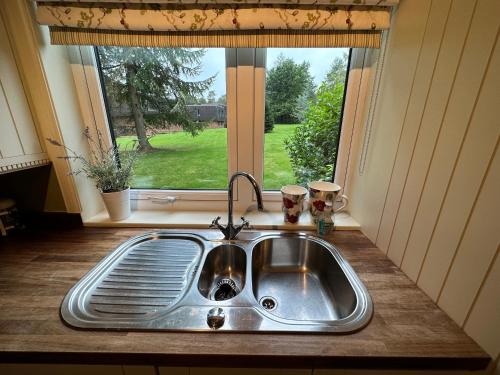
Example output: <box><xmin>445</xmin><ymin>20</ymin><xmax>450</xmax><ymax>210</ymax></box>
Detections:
<box><xmin>48</xmin><ymin>128</ymin><xmax>137</xmax><ymax>221</ymax></box>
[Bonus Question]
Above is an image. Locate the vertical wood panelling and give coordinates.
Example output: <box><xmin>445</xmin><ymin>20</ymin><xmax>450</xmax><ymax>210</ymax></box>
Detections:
<box><xmin>416</xmin><ymin>21</ymin><xmax>500</xmax><ymax>300</ymax></box>
<box><xmin>348</xmin><ymin>0</ymin><xmax>431</xmax><ymax>242</ymax></box>
<box><xmin>0</xmin><ymin>12</ymin><xmax>42</xmax><ymax>156</ymax></box>
<box><xmin>0</xmin><ymin>15</ymin><xmax>24</xmax><ymax>158</ymax></box>
<box><xmin>386</xmin><ymin>0</ymin><xmax>477</xmax><ymax>268</ymax></box>
<box><xmin>438</xmin><ymin>143</ymin><xmax>500</xmax><ymax>326</ymax></box>
<box><xmin>0</xmin><ymin>80</ymin><xmax>23</xmax><ymax>157</ymax></box>
<box><xmin>463</xmin><ymin>251</ymin><xmax>500</xmax><ymax>358</ymax></box>
<box><xmin>351</xmin><ymin>0</ymin><xmax>500</xmax><ymax>360</ymax></box>
<box><xmin>376</xmin><ymin>0</ymin><xmax>452</xmax><ymax>253</ymax></box>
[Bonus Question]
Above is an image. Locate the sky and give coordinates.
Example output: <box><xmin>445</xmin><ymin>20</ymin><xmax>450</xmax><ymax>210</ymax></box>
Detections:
<box><xmin>195</xmin><ymin>48</ymin><xmax>349</xmax><ymax>99</ymax></box>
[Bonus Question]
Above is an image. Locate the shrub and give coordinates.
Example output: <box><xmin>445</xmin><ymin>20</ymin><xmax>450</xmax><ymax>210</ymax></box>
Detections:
<box><xmin>284</xmin><ymin>81</ymin><xmax>344</xmax><ymax>185</ymax></box>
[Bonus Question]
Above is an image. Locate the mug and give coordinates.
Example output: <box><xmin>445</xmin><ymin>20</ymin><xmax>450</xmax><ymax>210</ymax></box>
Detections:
<box><xmin>281</xmin><ymin>185</ymin><xmax>308</xmax><ymax>224</ymax></box>
<box><xmin>307</xmin><ymin>181</ymin><xmax>348</xmax><ymax>221</ymax></box>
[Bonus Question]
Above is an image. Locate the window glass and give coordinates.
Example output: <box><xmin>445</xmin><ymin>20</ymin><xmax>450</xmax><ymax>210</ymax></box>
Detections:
<box><xmin>96</xmin><ymin>47</ymin><xmax>227</xmax><ymax>190</ymax></box>
<box><xmin>263</xmin><ymin>48</ymin><xmax>349</xmax><ymax>190</ymax></box>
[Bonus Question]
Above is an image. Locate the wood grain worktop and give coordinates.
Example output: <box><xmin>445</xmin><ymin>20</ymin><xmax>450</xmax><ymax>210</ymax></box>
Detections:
<box><xmin>0</xmin><ymin>228</ymin><xmax>490</xmax><ymax>370</ymax></box>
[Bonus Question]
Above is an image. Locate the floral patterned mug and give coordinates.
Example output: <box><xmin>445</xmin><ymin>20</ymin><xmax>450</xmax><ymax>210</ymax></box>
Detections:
<box><xmin>307</xmin><ymin>181</ymin><xmax>348</xmax><ymax>222</ymax></box>
<box><xmin>281</xmin><ymin>185</ymin><xmax>308</xmax><ymax>224</ymax></box>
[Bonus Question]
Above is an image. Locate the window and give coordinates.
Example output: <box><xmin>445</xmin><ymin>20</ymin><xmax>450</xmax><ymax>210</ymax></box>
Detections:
<box><xmin>74</xmin><ymin>46</ymin><xmax>373</xmax><ymax>212</ymax></box>
<box><xmin>263</xmin><ymin>48</ymin><xmax>349</xmax><ymax>190</ymax></box>
<box><xmin>95</xmin><ymin>47</ymin><xmax>228</xmax><ymax>191</ymax></box>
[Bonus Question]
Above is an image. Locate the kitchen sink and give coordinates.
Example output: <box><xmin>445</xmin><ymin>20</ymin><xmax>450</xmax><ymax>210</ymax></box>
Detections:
<box><xmin>198</xmin><ymin>244</ymin><xmax>246</xmax><ymax>301</ymax></box>
<box><xmin>251</xmin><ymin>237</ymin><xmax>357</xmax><ymax>321</ymax></box>
<box><xmin>61</xmin><ymin>231</ymin><xmax>372</xmax><ymax>333</ymax></box>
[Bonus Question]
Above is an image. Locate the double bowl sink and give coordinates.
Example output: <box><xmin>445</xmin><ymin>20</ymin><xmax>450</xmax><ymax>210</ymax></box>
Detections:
<box><xmin>61</xmin><ymin>231</ymin><xmax>373</xmax><ymax>333</ymax></box>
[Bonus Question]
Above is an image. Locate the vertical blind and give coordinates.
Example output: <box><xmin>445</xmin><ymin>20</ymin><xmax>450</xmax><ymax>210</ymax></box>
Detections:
<box><xmin>34</xmin><ymin>1</ymin><xmax>398</xmax><ymax>48</ymax></box>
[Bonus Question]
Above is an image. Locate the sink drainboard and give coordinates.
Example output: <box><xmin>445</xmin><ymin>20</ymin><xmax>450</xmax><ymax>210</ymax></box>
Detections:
<box><xmin>61</xmin><ymin>233</ymin><xmax>203</xmax><ymax>325</ymax></box>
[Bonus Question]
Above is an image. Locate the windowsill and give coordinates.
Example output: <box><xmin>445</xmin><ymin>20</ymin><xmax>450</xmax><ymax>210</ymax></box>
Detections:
<box><xmin>83</xmin><ymin>209</ymin><xmax>360</xmax><ymax>230</ymax></box>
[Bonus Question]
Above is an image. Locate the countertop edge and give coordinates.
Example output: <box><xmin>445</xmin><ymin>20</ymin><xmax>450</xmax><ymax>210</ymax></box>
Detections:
<box><xmin>0</xmin><ymin>352</ymin><xmax>491</xmax><ymax>370</ymax></box>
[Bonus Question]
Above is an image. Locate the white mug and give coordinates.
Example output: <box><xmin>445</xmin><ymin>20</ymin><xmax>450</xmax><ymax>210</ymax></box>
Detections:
<box><xmin>280</xmin><ymin>185</ymin><xmax>308</xmax><ymax>224</ymax></box>
<box><xmin>307</xmin><ymin>181</ymin><xmax>348</xmax><ymax>220</ymax></box>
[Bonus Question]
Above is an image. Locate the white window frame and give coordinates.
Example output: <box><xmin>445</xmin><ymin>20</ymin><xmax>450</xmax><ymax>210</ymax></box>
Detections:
<box><xmin>69</xmin><ymin>45</ymin><xmax>382</xmax><ymax>213</ymax></box>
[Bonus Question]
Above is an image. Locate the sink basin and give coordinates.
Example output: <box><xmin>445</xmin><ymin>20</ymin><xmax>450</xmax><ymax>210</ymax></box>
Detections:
<box><xmin>61</xmin><ymin>231</ymin><xmax>372</xmax><ymax>333</ymax></box>
<box><xmin>252</xmin><ymin>237</ymin><xmax>356</xmax><ymax>321</ymax></box>
<box><xmin>198</xmin><ymin>244</ymin><xmax>246</xmax><ymax>301</ymax></box>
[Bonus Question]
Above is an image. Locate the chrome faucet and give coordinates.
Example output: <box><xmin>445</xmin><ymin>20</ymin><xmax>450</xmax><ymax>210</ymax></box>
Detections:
<box><xmin>210</xmin><ymin>172</ymin><xmax>264</xmax><ymax>240</ymax></box>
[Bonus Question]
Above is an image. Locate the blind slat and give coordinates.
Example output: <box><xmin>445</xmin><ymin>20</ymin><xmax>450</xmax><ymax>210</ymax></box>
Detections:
<box><xmin>49</xmin><ymin>27</ymin><xmax>382</xmax><ymax>48</ymax></box>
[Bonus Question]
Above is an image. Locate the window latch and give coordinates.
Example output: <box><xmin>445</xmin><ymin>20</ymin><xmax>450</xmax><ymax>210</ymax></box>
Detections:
<box><xmin>146</xmin><ymin>196</ymin><xmax>177</xmax><ymax>205</ymax></box>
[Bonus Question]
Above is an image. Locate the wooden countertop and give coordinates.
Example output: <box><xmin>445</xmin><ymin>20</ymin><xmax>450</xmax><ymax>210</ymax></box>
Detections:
<box><xmin>0</xmin><ymin>228</ymin><xmax>490</xmax><ymax>370</ymax></box>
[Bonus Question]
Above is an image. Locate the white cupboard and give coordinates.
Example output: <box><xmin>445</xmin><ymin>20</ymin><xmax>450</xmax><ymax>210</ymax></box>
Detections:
<box><xmin>0</xmin><ymin>12</ymin><xmax>49</xmax><ymax>174</ymax></box>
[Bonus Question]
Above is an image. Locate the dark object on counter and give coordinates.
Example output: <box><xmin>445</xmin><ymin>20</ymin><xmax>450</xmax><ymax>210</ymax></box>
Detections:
<box><xmin>0</xmin><ymin>198</ymin><xmax>21</xmax><ymax>236</ymax></box>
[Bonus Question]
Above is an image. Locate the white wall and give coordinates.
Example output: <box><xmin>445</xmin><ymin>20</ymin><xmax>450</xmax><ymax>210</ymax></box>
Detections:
<box><xmin>35</xmin><ymin>26</ymin><xmax>104</xmax><ymax>220</ymax></box>
<box><xmin>349</xmin><ymin>0</ymin><xmax>500</xmax><ymax>362</ymax></box>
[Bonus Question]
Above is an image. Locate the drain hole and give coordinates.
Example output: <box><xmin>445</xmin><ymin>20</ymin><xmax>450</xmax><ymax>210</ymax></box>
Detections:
<box><xmin>212</xmin><ymin>278</ymin><xmax>240</xmax><ymax>301</ymax></box>
<box><xmin>260</xmin><ymin>296</ymin><xmax>277</xmax><ymax>311</ymax></box>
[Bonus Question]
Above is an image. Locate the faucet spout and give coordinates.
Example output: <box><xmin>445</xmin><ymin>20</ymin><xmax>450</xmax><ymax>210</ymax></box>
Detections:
<box><xmin>210</xmin><ymin>172</ymin><xmax>264</xmax><ymax>240</ymax></box>
<box><xmin>227</xmin><ymin>172</ymin><xmax>264</xmax><ymax>226</ymax></box>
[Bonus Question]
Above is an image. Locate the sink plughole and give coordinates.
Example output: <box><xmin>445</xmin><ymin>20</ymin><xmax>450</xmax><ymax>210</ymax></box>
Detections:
<box><xmin>61</xmin><ymin>231</ymin><xmax>373</xmax><ymax>333</ymax></box>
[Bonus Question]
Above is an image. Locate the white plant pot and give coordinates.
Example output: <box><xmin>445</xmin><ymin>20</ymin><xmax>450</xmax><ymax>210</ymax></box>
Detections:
<box><xmin>101</xmin><ymin>188</ymin><xmax>131</xmax><ymax>221</ymax></box>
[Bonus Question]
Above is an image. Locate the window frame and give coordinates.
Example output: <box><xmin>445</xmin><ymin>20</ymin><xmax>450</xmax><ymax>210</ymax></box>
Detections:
<box><xmin>70</xmin><ymin>45</ymin><xmax>380</xmax><ymax>213</ymax></box>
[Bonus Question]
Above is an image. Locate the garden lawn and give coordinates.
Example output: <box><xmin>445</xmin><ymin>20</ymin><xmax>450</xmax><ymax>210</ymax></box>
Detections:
<box><xmin>116</xmin><ymin>124</ymin><xmax>298</xmax><ymax>190</ymax></box>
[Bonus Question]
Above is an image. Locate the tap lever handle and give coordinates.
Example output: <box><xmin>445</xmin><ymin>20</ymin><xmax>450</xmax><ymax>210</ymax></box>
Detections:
<box><xmin>210</xmin><ymin>216</ymin><xmax>222</xmax><ymax>229</ymax></box>
<box><xmin>240</xmin><ymin>216</ymin><xmax>251</xmax><ymax>229</ymax></box>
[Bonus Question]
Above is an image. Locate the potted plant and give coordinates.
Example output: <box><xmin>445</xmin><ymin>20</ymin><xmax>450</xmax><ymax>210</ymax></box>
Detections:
<box><xmin>48</xmin><ymin>128</ymin><xmax>137</xmax><ymax>221</ymax></box>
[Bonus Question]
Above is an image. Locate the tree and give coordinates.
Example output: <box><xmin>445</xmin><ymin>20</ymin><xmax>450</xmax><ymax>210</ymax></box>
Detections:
<box><xmin>216</xmin><ymin>94</ymin><xmax>226</xmax><ymax>104</ymax></box>
<box><xmin>206</xmin><ymin>90</ymin><xmax>217</xmax><ymax>104</ymax></box>
<box><xmin>98</xmin><ymin>47</ymin><xmax>215</xmax><ymax>151</ymax></box>
<box><xmin>296</xmin><ymin>76</ymin><xmax>316</xmax><ymax>122</ymax></box>
<box><xmin>285</xmin><ymin>54</ymin><xmax>348</xmax><ymax>184</ymax></box>
<box><xmin>266</xmin><ymin>54</ymin><xmax>315</xmax><ymax>124</ymax></box>
<box><xmin>264</xmin><ymin>100</ymin><xmax>274</xmax><ymax>133</ymax></box>
<box><xmin>326</xmin><ymin>53</ymin><xmax>348</xmax><ymax>86</ymax></box>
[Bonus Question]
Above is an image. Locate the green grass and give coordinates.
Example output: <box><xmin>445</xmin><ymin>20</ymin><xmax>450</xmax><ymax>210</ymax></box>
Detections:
<box><xmin>116</xmin><ymin>124</ymin><xmax>298</xmax><ymax>190</ymax></box>
<box><xmin>263</xmin><ymin>125</ymin><xmax>297</xmax><ymax>190</ymax></box>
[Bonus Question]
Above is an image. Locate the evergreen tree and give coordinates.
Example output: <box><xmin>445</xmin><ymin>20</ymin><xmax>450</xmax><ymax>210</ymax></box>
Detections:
<box><xmin>326</xmin><ymin>53</ymin><xmax>348</xmax><ymax>86</ymax></box>
<box><xmin>266</xmin><ymin>54</ymin><xmax>315</xmax><ymax>124</ymax></box>
<box><xmin>98</xmin><ymin>47</ymin><xmax>215</xmax><ymax>151</ymax></box>
<box><xmin>264</xmin><ymin>100</ymin><xmax>274</xmax><ymax>133</ymax></box>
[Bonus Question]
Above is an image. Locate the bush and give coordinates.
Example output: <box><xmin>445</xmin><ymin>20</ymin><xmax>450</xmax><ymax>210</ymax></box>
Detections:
<box><xmin>284</xmin><ymin>81</ymin><xmax>344</xmax><ymax>185</ymax></box>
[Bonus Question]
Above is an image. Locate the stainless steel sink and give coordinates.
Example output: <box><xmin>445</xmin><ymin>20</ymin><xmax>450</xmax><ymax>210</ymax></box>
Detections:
<box><xmin>198</xmin><ymin>244</ymin><xmax>246</xmax><ymax>301</ymax></box>
<box><xmin>252</xmin><ymin>237</ymin><xmax>357</xmax><ymax>321</ymax></box>
<box><xmin>61</xmin><ymin>231</ymin><xmax>372</xmax><ymax>333</ymax></box>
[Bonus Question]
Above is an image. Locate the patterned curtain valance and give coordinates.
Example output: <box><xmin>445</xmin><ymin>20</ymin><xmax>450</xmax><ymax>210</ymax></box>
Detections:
<box><xmin>35</xmin><ymin>1</ymin><xmax>397</xmax><ymax>48</ymax></box>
